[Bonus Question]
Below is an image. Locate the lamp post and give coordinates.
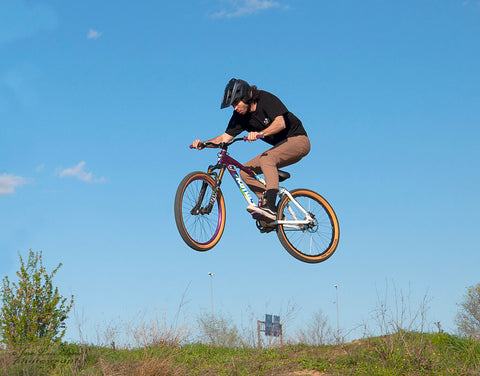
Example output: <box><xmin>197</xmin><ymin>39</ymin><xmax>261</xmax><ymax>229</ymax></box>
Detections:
<box><xmin>334</xmin><ymin>284</ymin><xmax>340</xmax><ymax>343</ymax></box>
<box><xmin>208</xmin><ymin>272</ymin><xmax>215</xmax><ymax>333</ymax></box>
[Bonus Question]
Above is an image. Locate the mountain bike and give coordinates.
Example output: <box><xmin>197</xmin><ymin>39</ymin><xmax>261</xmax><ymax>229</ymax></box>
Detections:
<box><xmin>174</xmin><ymin>137</ymin><xmax>340</xmax><ymax>264</ymax></box>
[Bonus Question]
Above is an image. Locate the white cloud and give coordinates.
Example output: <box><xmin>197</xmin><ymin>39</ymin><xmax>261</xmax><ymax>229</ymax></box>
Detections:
<box><xmin>87</xmin><ymin>29</ymin><xmax>102</xmax><ymax>40</ymax></box>
<box><xmin>211</xmin><ymin>0</ymin><xmax>285</xmax><ymax>18</ymax></box>
<box><xmin>0</xmin><ymin>173</ymin><xmax>27</xmax><ymax>195</ymax></box>
<box><xmin>57</xmin><ymin>161</ymin><xmax>105</xmax><ymax>183</ymax></box>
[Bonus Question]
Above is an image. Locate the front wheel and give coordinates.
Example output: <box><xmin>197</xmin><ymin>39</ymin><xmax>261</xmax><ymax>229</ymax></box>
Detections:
<box><xmin>276</xmin><ymin>189</ymin><xmax>340</xmax><ymax>263</ymax></box>
<box><xmin>174</xmin><ymin>172</ymin><xmax>226</xmax><ymax>251</ymax></box>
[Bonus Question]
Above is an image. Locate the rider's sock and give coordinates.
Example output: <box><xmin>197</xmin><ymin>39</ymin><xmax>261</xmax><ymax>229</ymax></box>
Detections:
<box><xmin>265</xmin><ymin>189</ymin><xmax>279</xmax><ymax>212</ymax></box>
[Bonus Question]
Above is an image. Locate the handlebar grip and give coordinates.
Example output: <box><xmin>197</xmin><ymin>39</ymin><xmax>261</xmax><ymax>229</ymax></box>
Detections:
<box><xmin>190</xmin><ymin>142</ymin><xmax>206</xmax><ymax>149</ymax></box>
<box><xmin>242</xmin><ymin>134</ymin><xmax>264</xmax><ymax>141</ymax></box>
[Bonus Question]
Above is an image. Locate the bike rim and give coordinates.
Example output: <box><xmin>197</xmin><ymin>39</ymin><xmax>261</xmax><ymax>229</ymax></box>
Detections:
<box><xmin>279</xmin><ymin>194</ymin><xmax>336</xmax><ymax>258</ymax></box>
<box><xmin>181</xmin><ymin>176</ymin><xmax>223</xmax><ymax>246</ymax></box>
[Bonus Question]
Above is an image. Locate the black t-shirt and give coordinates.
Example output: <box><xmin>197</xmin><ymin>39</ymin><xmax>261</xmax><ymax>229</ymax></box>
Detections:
<box><xmin>224</xmin><ymin>90</ymin><xmax>307</xmax><ymax>146</ymax></box>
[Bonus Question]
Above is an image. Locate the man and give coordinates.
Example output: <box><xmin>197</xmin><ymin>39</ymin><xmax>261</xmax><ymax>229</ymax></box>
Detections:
<box><xmin>192</xmin><ymin>78</ymin><xmax>310</xmax><ymax>222</ymax></box>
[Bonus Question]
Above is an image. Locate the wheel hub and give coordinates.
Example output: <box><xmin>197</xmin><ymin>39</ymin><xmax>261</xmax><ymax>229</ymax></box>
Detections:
<box><xmin>306</xmin><ymin>213</ymin><xmax>318</xmax><ymax>233</ymax></box>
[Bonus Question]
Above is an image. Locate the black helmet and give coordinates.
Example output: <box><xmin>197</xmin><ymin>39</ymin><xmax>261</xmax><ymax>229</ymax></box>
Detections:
<box><xmin>220</xmin><ymin>78</ymin><xmax>252</xmax><ymax>109</ymax></box>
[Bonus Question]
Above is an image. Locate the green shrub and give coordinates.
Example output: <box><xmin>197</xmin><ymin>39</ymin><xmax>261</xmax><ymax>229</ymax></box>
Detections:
<box><xmin>0</xmin><ymin>249</ymin><xmax>74</xmax><ymax>351</ymax></box>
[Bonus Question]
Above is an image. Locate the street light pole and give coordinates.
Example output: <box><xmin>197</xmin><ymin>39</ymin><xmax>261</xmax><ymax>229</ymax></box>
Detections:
<box><xmin>334</xmin><ymin>284</ymin><xmax>340</xmax><ymax>343</ymax></box>
<box><xmin>208</xmin><ymin>272</ymin><xmax>215</xmax><ymax>330</ymax></box>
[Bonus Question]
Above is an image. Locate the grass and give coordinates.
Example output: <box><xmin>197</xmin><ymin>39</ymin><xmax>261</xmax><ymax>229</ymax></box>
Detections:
<box><xmin>1</xmin><ymin>332</ymin><xmax>479</xmax><ymax>375</ymax></box>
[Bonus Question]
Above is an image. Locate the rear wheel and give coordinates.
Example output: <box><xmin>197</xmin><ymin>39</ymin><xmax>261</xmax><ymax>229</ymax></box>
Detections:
<box><xmin>276</xmin><ymin>189</ymin><xmax>339</xmax><ymax>263</ymax></box>
<box><xmin>174</xmin><ymin>172</ymin><xmax>226</xmax><ymax>251</ymax></box>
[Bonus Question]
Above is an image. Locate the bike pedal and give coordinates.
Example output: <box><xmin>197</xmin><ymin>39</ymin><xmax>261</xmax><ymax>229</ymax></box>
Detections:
<box><xmin>256</xmin><ymin>220</ymin><xmax>275</xmax><ymax>234</ymax></box>
<box><xmin>260</xmin><ymin>227</ymin><xmax>275</xmax><ymax>234</ymax></box>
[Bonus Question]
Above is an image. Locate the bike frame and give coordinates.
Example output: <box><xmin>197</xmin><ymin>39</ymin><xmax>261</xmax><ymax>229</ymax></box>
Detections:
<box><xmin>210</xmin><ymin>149</ymin><xmax>264</xmax><ymax>206</ymax></box>
<box><xmin>207</xmin><ymin>146</ymin><xmax>313</xmax><ymax>228</ymax></box>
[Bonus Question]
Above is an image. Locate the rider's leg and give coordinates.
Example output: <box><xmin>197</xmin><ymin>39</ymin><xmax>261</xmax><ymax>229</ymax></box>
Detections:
<box><xmin>264</xmin><ymin>188</ymin><xmax>279</xmax><ymax>211</ymax></box>
<box><xmin>239</xmin><ymin>164</ymin><xmax>264</xmax><ymax>201</ymax></box>
<box><xmin>241</xmin><ymin>135</ymin><xmax>310</xmax><ymax>213</ymax></box>
<box><xmin>259</xmin><ymin>135</ymin><xmax>310</xmax><ymax>195</ymax></box>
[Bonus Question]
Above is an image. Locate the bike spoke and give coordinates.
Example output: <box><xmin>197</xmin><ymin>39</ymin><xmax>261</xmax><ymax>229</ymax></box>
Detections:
<box><xmin>175</xmin><ymin>173</ymin><xmax>225</xmax><ymax>249</ymax></box>
<box><xmin>278</xmin><ymin>192</ymin><xmax>338</xmax><ymax>261</ymax></box>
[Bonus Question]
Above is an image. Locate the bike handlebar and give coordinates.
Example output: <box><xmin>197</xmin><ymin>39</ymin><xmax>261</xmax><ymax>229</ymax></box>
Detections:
<box><xmin>189</xmin><ymin>134</ymin><xmax>264</xmax><ymax>149</ymax></box>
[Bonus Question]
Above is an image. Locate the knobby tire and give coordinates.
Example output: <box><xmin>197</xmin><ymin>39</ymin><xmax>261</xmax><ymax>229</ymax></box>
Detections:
<box><xmin>276</xmin><ymin>189</ymin><xmax>340</xmax><ymax>263</ymax></box>
<box><xmin>174</xmin><ymin>171</ymin><xmax>226</xmax><ymax>251</ymax></box>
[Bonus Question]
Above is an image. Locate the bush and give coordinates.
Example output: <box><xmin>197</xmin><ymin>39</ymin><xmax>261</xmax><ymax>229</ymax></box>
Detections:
<box><xmin>456</xmin><ymin>283</ymin><xmax>480</xmax><ymax>339</ymax></box>
<box><xmin>196</xmin><ymin>312</ymin><xmax>241</xmax><ymax>347</ymax></box>
<box><xmin>0</xmin><ymin>249</ymin><xmax>74</xmax><ymax>350</ymax></box>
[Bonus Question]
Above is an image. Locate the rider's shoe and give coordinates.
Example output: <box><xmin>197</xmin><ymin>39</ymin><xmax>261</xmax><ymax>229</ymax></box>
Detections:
<box><xmin>246</xmin><ymin>205</ymin><xmax>277</xmax><ymax>222</ymax></box>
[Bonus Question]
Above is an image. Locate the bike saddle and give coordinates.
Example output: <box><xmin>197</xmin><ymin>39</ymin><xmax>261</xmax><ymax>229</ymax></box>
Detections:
<box><xmin>278</xmin><ymin>170</ymin><xmax>290</xmax><ymax>182</ymax></box>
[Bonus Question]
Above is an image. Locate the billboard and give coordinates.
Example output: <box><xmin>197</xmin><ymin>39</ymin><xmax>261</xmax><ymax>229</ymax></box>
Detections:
<box><xmin>265</xmin><ymin>314</ymin><xmax>281</xmax><ymax>337</ymax></box>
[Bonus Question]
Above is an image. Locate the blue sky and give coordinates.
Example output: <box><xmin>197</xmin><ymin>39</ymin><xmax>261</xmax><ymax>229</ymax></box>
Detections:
<box><xmin>1</xmin><ymin>0</ymin><xmax>479</xmax><ymax>344</ymax></box>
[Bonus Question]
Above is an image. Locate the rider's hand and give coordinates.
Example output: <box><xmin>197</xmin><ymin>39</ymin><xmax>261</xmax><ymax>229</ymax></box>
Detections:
<box><xmin>192</xmin><ymin>139</ymin><xmax>204</xmax><ymax>149</ymax></box>
<box><xmin>247</xmin><ymin>132</ymin><xmax>262</xmax><ymax>143</ymax></box>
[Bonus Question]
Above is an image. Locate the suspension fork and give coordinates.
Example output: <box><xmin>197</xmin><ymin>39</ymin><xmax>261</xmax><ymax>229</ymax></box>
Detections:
<box><xmin>190</xmin><ymin>165</ymin><xmax>225</xmax><ymax>215</ymax></box>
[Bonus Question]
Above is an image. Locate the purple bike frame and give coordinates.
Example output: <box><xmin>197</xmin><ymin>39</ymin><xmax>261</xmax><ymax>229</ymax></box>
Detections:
<box><xmin>215</xmin><ymin>149</ymin><xmax>266</xmax><ymax>206</ymax></box>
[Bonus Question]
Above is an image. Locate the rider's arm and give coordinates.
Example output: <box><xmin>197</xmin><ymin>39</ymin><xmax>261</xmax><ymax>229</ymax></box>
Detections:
<box><xmin>247</xmin><ymin>115</ymin><xmax>286</xmax><ymax>141</ymax></box>
<box><xmin>261</xmin><ymin>115</ymin><xmax>286</xmax><ymax>136</ymax></box>
<box><xmin>192</xmin><ymin>133</ymin><xmax>234</xmax><ymax>149</ymax></box>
